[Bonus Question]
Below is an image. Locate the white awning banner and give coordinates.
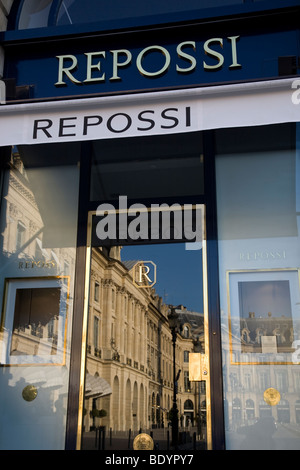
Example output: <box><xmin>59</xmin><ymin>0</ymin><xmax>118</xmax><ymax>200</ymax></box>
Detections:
<box><xmin>0</xmin><ymin>78</ymin><xmax>299</xmax><ymax>146</ymax></box>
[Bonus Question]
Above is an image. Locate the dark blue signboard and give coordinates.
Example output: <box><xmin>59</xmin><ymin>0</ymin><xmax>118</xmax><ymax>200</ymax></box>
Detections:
<box><xmin>3</xmin><ymin>21</ymin><xmax>300</xmax><ymax>101</ymax></box>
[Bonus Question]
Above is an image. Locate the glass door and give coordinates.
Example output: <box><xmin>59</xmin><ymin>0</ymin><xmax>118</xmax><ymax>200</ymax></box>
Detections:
<box><xmin>76</xmin><ymin>130</ymin><xmax>212</xmax><ymax>450</ymax></box>
<box><xmin>80</xmin><ymin>206</ymin><xmax>211</xmax><ymax>451</ymax></box>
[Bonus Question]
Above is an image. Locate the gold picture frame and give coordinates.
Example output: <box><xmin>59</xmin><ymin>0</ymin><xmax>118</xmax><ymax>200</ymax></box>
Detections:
<box><xmin>226</xmin><ymin>268</ymin><xmax>300</xmax><ymax>365</ymax></box>
<box><xmin>0</xmin><ymin>276</ymin><xmax>70</xmax><ymax>367</ymax></box>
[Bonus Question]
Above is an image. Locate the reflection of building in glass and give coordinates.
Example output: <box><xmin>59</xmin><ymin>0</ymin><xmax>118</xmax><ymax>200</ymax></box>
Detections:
<box><xmin>0</xmin><ymin>147</ymin><xmax>75</xmax><ymax>364</ymax></box>
<box><xmin>84</xmin><ymin>246</ymin><xmax>205</xmax><ymax>433</ymax></box>
<box><xmin>0</xmin><ymin>147</ymin><xmax>76</xmax><ymax>275</ymax></box>
<box><xmin>1</xmin><ymin>148</ymin><xmax>206</xmax><ymax>435</ymax></box>
<box><xmin>0</xmin><ymin>144</ymin><xmax>80</xmax><ymax>449</ymax></box>
<box><xmin>240</xmin><ymin>312</ymin><xmax>294</xmax><ymax>354</ymax></box>
<box><xmin>222</xmin><ymin>318</ymin><xmax>300</xmax><ymax>439</ymax></box>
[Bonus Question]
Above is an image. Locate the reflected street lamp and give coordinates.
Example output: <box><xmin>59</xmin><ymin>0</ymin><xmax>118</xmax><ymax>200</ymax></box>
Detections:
<box><xmin>168</xmin><ymin>307</ymin><xmax>182</xmax><ymax>450</ymax></box>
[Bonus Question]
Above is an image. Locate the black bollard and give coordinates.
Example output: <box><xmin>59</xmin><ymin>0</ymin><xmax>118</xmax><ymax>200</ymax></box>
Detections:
<box><xmin>128</xmin><ymin>429</ymin><xmax>131</xmax><ymax>449</ymax></box>
<box><xmin>98</xmin><ymin>426</ymin><xmax>106</xmax><ymax>450</ymax></box>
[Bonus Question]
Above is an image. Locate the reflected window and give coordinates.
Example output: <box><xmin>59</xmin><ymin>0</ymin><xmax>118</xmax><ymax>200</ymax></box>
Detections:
<box><xmin>47</xmin><ymin>317</ymin><xmax>55</xmax><ymax>339</ymax></box>
<box><xmin>244</xmin><ymin>373</ymin><xmax>251</xmax><ymax>390</ymax></box>
<box><xmin>276</xmin><ymin>371</ymin><xmax>288</xmax><ymax>392</ymax></box>
<box><xmin>183</xmin><ymin>325</ymin><xmax>190</xmax><ymax>338</ymax></box>
<box><xmin>18</xmin><ymin>0</ymin><xmax>53</xmax><ymax>29</ymax></box>
<box><xmin>184</xmin><ymin>350</ymin><xmax>189</xmax><ymax>362</ymax></box>
<box><xmin>184</xmin><ymin>372</ymin><xmax>191</xmax><ymax>392</ymax></box>
<box><xmin>94</xmin><ymin>282</ymin><xmax>100</xmax><ymax>302</ymax></box>
<box><xmin>245</xmin><ymin>399</ymin><xmax>255</xmax><ymax>420</ymax></box>
<box><xmin>232</xmin><ymin>398</ymin><xmax>242</xmax><ymax>421</ymax></box>
<box><xmin>277</xmin><ymin>400</ymin><xmax>290</xmax><ymax>423</ymax></box>
<box><xmin>184</xmin><ymin>399</ymin><xmax>194</xmax><ymax>410</ymax></box>
<box><xmin>112</xmin><ymin>288</ymin><xmax>115</xmax><ymax>310</ymax></box>
<box><xmin>258</xmin><ymin>372</ymin><xmax>269</xmax><ymax>391</ymax></box>
<box><xmin>295</xmin><ymin>401</ymin><xmax>300</xmax><ymax>423</ymax></box>
<box><xmin>94</xmin><ymin>316</ymin><xmax>99</xmax><ymax>350</ymax></box>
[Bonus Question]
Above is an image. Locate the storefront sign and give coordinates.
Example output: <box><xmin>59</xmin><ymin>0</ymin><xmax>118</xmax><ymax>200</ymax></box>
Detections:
<box><xmin>0</xmin><ymin>79</ymin><xmax>299</xmax><ymax>146</ymax></box>
<box><xmin>32</xmin><ymin>106</ymin><xmax>192</xmax><ymax>140</ymax></box>
<box><xmin>54</xmin><ymin>36</ymin><xmax>241</xmax><ymax>87</ymax></box>
<box><xmin>3</xmin><ymin>25</ymin><xmax>298</xmax><ymax>101</ymax></box>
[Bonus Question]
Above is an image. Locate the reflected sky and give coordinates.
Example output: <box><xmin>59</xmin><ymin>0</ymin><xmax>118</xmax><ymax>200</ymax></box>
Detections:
<box><xmin>121</xmin><ymin>243</ymin><xmax>203</xmax><ymax>313</ymax></box>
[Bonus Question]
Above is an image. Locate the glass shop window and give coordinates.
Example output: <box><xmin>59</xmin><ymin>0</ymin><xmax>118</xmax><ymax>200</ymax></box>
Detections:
<box><xmin>216</xmin><ymin>122</ymin><xmax>300</xmax><ymax>450</ymax></box>
<box><xmin>0</xmin><ymin>142</ymin><xmax>80</xmax><ymax>450</ymax></box>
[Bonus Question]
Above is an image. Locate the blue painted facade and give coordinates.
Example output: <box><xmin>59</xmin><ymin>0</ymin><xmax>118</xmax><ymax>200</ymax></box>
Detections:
<box><xmin>1</xmin><ymin>0</ymin><xmax>300</xmax><ymax>101</ymax></box>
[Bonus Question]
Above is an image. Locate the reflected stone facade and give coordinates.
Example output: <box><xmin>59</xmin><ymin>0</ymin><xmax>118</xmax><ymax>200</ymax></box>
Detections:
<box><xmin>221</xmin><ymin>317</ymin><xmax>300</xmax><ymax>448</ymax></box>
<box><xmin>0</xmin><ymin>147</ymin><xmax>206</xmax><ymax>436</ymax></box>
<box><xmin>84</xmin><ymin>246</ymin><xmax>205</xmax><ymax>432</ymax></box>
